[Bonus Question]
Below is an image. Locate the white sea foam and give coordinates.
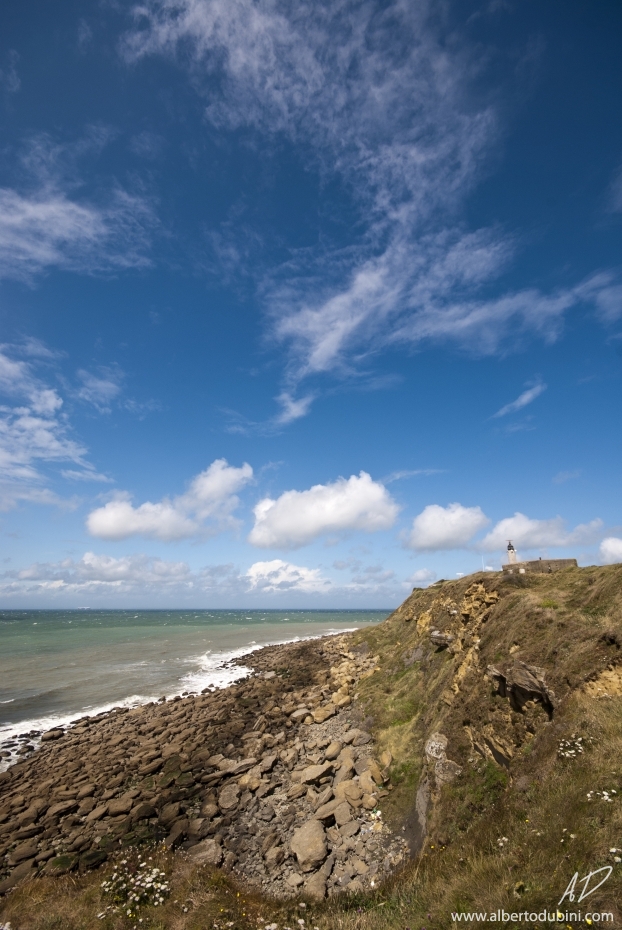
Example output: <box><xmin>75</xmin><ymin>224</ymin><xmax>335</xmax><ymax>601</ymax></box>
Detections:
<box><xmin>0</xmin><ymin>626</ymin><xmax>358</xmax><ymax>771</ymax></box>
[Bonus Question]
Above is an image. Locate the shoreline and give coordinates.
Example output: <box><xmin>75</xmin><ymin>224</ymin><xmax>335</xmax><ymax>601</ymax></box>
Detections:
<box><xmin>0</xmin><ymin>629</ymin><xmax>408</xmax><ymax>900</ymax></box>
<box><xmin>0</xmin><ymin>625</ymin><xmax>364</xmax><ymax>772</ymax></box>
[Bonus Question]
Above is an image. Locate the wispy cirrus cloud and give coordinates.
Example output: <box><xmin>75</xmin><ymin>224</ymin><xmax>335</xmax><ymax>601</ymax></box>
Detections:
<box><xmin>76</xmin><ymin>366</ymin><xmax>124</xmax><ymax>413</ymax></box>
<box><xmin>0</xmin><ymin>131</ymin><xmax>156</xmax><ymax>283</ymax></box>
<box><xmin>121</xmin><ymin>0</ymin><xmax>622</xmax><ymax>418</ymax></box>
<box><xmin>0</xmin><ymin>50</ymin><xmax>20</xmax><ymax>96</ymax></box>
<box><xmin>492</xmin><ymin>380</ymin><xmax>547</xmax><ymax>418</ymax></box>
<box><xmin>0</xmin><ymin>345</ymin><xmax>92</xmax><ymax>510</ymax></box>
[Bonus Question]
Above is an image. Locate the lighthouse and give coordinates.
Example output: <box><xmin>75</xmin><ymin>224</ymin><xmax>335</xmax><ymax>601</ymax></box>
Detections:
<box><xmin>507</xmin><ymin>540</ymin><xmax>517</xmax><ymax>564</ymax></box>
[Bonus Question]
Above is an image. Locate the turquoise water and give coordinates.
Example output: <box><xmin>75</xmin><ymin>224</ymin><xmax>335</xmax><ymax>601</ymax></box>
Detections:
<box><xmin>0</xmin><ymin>609</ymin><xmax>386</xmax><ymax>763</ymax></box>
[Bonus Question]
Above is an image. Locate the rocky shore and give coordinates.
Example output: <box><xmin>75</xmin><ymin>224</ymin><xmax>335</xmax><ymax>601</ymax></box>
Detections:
<box><xmin>0</xmin><ymin>633</ymin><xmax>409</xmax><ymax>900</ymax></box>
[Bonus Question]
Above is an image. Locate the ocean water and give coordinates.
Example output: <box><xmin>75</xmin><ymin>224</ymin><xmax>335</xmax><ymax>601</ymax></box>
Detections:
<box><xmin>0</xmin><ymin>608</ymin><xmax>386</xmax><ymax>769</ymax></box>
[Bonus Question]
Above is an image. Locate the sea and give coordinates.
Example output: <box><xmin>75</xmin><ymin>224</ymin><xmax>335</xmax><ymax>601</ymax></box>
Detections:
<box><xmin>0</xmin><ymin>608</ymin><xmax>387</xmax><ymax>771</ymax></box>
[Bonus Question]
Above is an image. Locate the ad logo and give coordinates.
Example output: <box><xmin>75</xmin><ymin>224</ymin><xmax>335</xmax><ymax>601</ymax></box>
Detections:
<box><xmin>558</xmin><ymin>867</ymin><xmax>613</xmax><ymax>906</ymax></box>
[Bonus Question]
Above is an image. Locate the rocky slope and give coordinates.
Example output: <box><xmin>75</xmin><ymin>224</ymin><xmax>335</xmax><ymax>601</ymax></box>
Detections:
<box><xmin>0</xmin><ymin>635</ymin><xmax>407</xmax><ymax>901</ymax></box>
<box><xmin>2</xmin><ymin>562</ymin><xmax>622</xmax><ymax>930</ymax></box>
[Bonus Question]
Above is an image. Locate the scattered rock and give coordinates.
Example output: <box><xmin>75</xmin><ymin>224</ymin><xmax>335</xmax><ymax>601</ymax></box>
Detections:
<box><xmin>291</xmin><ymin>819</ymin><xmax>328</xmax><ymax>872</ymax></box>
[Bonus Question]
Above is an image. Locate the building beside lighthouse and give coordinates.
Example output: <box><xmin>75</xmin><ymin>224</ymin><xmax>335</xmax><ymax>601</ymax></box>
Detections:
<box><xmin>502</xmin><ymin>540</ymin><xmax>577</xmax><ymax>574</ymax></box>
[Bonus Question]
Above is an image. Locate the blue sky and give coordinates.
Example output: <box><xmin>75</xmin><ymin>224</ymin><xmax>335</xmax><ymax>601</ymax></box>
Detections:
<box><xmin>1</xmin><ymin>0</ymin><xmax>621</xmax><ymax>607</ymax></box>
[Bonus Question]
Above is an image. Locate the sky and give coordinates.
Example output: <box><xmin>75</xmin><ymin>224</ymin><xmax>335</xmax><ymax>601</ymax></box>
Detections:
<box><xmin>0</xmin><ymin>0</ymin><xmax>621</xmax><ymax>608</ymax></box>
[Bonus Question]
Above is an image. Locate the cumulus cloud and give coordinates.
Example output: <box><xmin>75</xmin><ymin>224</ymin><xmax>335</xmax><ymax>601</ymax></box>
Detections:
<box><xmin>248</xmin><ymin>472</ymin><xmax>399</xmax><ymax>549</ymax></box>
<box><xmin>410</xmin><ymin>568</ymin><xmax>437</xmax><ymax>585</ymax></box>
<box><xmin>246</xmin><ymin>559</ymin><xmax>330</xmax><ymax>594</ymax></box>
<box><xmin>492</xmin><ymin>381</ymin><xmax>546</xmax><ymax>418</ymax></box>
<box><xmin>600</xmin><ymin>537</ymin><xmax>622</xmax><ymax>565</ymax></box>
<box><xmin>0</xmin><ymin>552</ymin><xmax>328</xmax><ymax>600</ymax></box>
<box><xmin>480</xmin><ymin>512</ymin><xmax>603</xmax><ymax>552</ymax></box>
<box><xmin>121</xmin><ymin>0</ymin><xmax>621</xmax><ymax>404</ymax></box>
<box><xmin>87</xmin><ymin>458</ymin><xmax>253</xmax><ymax>541</ymax></box>
<box><xmin>407</xmin><ymin>503</ymin><xmax>489</xmax><ymax>551</ymax></box>
<box><xmin>0</xmin><ymin>548</ymin><xmax>416</xmax><ymax>604</ymax></box>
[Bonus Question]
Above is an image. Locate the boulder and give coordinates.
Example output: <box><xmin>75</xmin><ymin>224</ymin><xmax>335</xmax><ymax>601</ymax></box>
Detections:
<box><xmin>44</xmin><ymin>853</ymin><xmax>78</xmax><ymax>875</ymax></box>
<box><xmin>312</xmin><ymin>705</ymin><xmax>336</xmax><ymax>724</ymax></box>
<box><xmin>303</xmin><ymin>870</ymin><xmax>327</xmax><ymax>901</ymax></box>
<box><xmin>139</xmin><ymin>758</ymin><xmax>163</xmax><ymax>776</ymax></box>
<box><xmin>46</xmin><ymin>799</ymin><xmax>78</xmax><ymax>819</ymax></box>
<box><xmin>188</xmin><ymin>817</ymin><xmax>210</xmax><ymax>840</ymax></box>
<box><xmin>130</xmin><ymin>802</ymin><xmax>156</xmax><ymax>822</ymax></box>
<box><xmin>232</xmin><ymin>757</ymin><xmax>257</xmax><ymax>775</ymax></box>
<box><xmin>264</xmin><ymin>845</ymin><xmax>285</xmax><ymax>869</ymax></box>
<box><xmin>314</xmin><ymin>799</ymin><xmax>341</xmax><ymax>822</ymax></box>
<box><xmin>164</xmin><ymin>818</ymin><xmax>188</xmax><ymax>849</ymax></box>
<box><xmin>324</xmin><ymin>741</ymin><xmax>342</xmax><ymax>761</ymax></box>
<box><xmin>159</xmin><ymin>802</ymin><xmax>181</xmax><ymax>826</ymax></box>
<box><xmin>218</xmin><ymin>782</ymin><xmax>240</xmax><ymax>812</ymax></box>
<box><xmin>8</xmin><ymin>841</ymin><xmax>38</xmax><ymax>865</ymax></box>
<box><xmin>334</xmin><ymin>801</ymin><xmax>353</xmax><ymax>826</ymax></box>
<box><xmin>85</xmin><ymin>803</ymin><xmax>109</xmax><ymax>823</ymax></box>
<box><xmin>79</xmin><ymin>850</ymin><xmax>107</xmax><ymax>872</ymax></box>
<box><xmin>333</xmin><ymin>762</ymin><xmax>355</xmax><ymax>786</ymax></box>
<box><xmin>358</xmin><ymin>771</ymin><xmax>376</xmax><ymax>795</ymax></box>
<box><xmin>260</xmin><ymin>754</ymin><xmax>278</xmax><ymax>773</ymax></box>
<box><xmin>290</xmin><ymin>819</ymin><xmax>327</xmax><ymax>872</ymax></box>
<box><xmin>188</xmin><ymin>837</ymin><xmax>223</xmax><ymax>866</ymax></box>
<box><xmin>107</xmin><ymin>795</ymin><xmax>134</xmax><ymax>817</ymax></box>
<box><xmin>200</xmin><ymin>801</ymin><xmax>219</xmax><ymax>819</ymax></box>
<box><xmin>301</xmin><ymin>762</ymin><xmax>334</xmax><ymax>785</ymax></box>
<box><xmin>0</xmin><ymin>860</ymin><xmax>35</xmax><ymax>895</ymax></box>
<box><xmin>41</xmin><ymin>729</ymin><xmax>64</xmax><ymax>742</ymax></box>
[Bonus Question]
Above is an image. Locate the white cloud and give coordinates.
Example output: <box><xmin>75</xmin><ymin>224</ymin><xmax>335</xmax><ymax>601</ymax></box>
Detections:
<box><xmin>552</xmin><ymin>469</ymin><xmax>581</xmax><ymax>485</ymax></box>
<box><xmin>248</xmin><ymin>471</ymin><xmax>399</xmax><ymax>549</ymax></box>
<box><xmin>246</xmin><ymin>559</ymin><xmax>330</xmax><ymax>594</ymax></box>
<box><xmin>1</xmin><ymin>552</ymin><xmax>194</xmax><ymax>599</ymax></box>
<box><xmin>273</xmin><ymin>392</ymin><xmax>315</xmax><ymax>426</ymax></box>
<box><xmin>0</xmin><ymin>133</ymin><xmax>155</xmax><ymax>283</ymax></box>
<box><xmin>480</xmin><ymin>512</ymin><xmax>603</xmax><ymax>552</ymax></box>
<box><xmin>383</xmin><ymin>468</ymin><xmax>443</xmax><ymax>483</ymax></box>
<box><xmin>0</xmin><ymin>345</ymin><xmax>98</xmax><ymax>511</ymax></box>
<box><xmin>61</xmin><ymin>469</ymin><xmax>112</xmax><ymax>483</ymax></box>
<box><xmin>76</xmin><ymin>367</ymin><xmax>123</xmax><ymax>412</ymax></box>
<box><xmin>407</xmin><ymin>502</ymin><xmax>489</xmax><ymax>551</ymax></box>
<box><xmin>87</xmin><ymin>458</ymin><xmax>253</xmax><ymax>541</ymax></box>
<box><xmin>600</xmin><ymin>537</ymin><xmax>622</xmax><ymax>565</ymax></box>
<box><xmin>0</xmin><ymin>50</ymin><xmax>20</xmax><ymax>95</ymax></box>
<box><xmin>410</xmin><ymin>568</ymin><xmax>437</xmax><ymax>584</ymax></box>
<box><xmin>121</xmin><ymin>1</ymin><xmax>622</xmax><ymax>400</ymax></box>
<box><xmin>492</xmin><ymin>381</ymin><xmax>546</xmax><ymax>418</ymax></box>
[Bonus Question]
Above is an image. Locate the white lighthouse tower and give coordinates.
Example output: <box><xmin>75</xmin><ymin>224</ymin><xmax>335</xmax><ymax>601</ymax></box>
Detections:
<box><xmin>506</xmin><ymin>540</ymin><xmax>517</xmax><ymax>564</ymax></box>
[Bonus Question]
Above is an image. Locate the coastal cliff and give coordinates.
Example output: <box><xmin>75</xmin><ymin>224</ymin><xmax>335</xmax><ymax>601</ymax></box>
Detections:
<box><xmin>2</xmin><ymin>563</ymin><xmax>622</xmax><ymax>929</ymax></box>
